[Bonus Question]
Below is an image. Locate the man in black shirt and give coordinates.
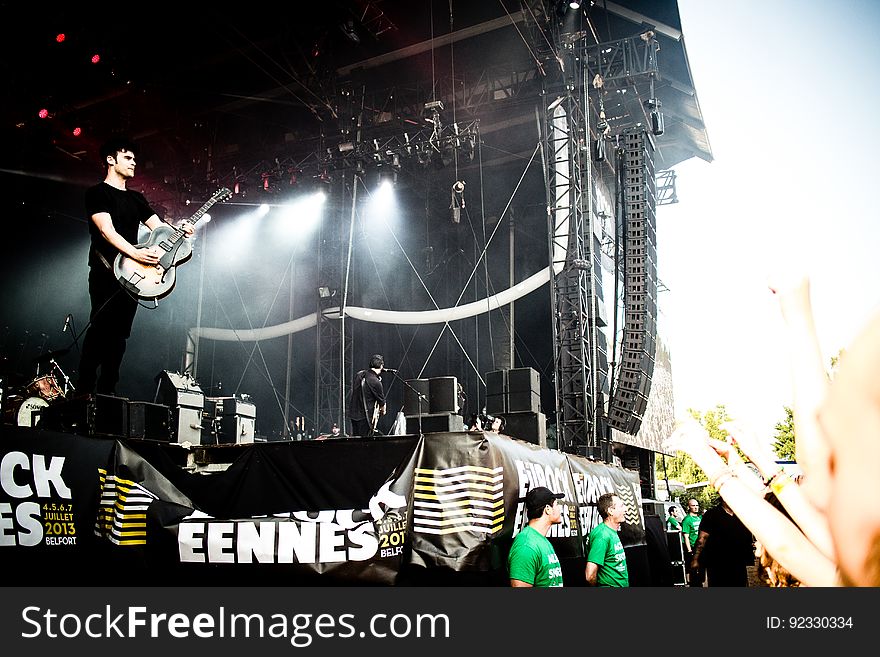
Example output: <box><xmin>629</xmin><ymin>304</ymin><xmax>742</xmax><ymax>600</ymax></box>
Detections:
<box><xmin>77</xmin><ymin>137</ymin><xmax>193</xmax><ymax>395</ymax></box>
<box><xmin>691</xmin><ymin>499</ymin><xmax>754</xmax><ymax>586</ymax></box>
<box><xmin>348</xmin><ymin>354</ymin><xmax>387</xmax><ymax>436</ymax></box>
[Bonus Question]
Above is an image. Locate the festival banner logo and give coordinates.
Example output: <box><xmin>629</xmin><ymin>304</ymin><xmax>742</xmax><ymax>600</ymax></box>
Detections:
<box><xmin>1</xmin><ymin>448</ymin><xmax>76</xmax><ymax>549</ymax></box>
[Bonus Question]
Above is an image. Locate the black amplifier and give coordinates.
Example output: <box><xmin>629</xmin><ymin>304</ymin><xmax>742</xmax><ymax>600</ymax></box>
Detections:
<box><xmin>40</xmin><ymin>394</ymin><xmax>129</xmax><ymax>438</ymax></box>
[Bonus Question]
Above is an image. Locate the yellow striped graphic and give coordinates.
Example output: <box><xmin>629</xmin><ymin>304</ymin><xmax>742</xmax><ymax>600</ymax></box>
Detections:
<box><xmin>94</xmin><ymin>468</ymin><xmax>157</xmax><ymax>546</ymax></box>
<box><xmin>413</xmin><ymin>465</ymin><xmax>505</xmax><ymax>536</ymax></box>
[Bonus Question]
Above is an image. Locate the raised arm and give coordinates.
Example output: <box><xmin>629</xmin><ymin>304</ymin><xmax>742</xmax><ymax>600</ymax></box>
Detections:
<box><xmin>769</xmin><ymin>275</ymin><xmax>832</xmax><ymax>510</ymax></box>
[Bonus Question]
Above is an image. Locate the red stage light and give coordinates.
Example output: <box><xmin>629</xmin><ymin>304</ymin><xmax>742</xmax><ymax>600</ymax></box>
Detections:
<box><xmin>91</xmin><ymin>54</ymin><xmax>100</xmax><ymax>64</ymax></box>
<box><xmin>38</xmin><ymin>108</ymin><xmax>49</xmax><ymax>119</ymax></box>
<box><xmin>55</xmin><ymin>33</ymin><xmax>66</xmax><ymax>43</ymax></box>
<box><xmin>72</xmin><ymin>127</ymin><xmax>82</xmax><ymax>136</ymax></box>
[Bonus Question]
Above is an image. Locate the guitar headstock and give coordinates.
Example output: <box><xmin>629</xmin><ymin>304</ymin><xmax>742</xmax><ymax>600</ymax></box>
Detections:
<box><xmin>212</xmin><ymin>187</ymin><xmax>233</xmax><ymax>204</ymax></box>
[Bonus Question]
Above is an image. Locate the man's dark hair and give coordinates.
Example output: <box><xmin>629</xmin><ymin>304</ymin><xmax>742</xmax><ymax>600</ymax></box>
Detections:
<box><xmin>668</xmin><ymin>506</ymin><xmax>676</xmax><ymax>515</ymax></box>
<box><xmin>369</xmin><ymin>354</ymin><xmax>384</xmax><ymax>370</ymax></box>
<box><xmin>99</xmin><ymin>137</ymin><xmax>138</xmax><ymax>166</ymax></box>
<box><xmin>597</xmin><ymin>492</ymin><xmax>617</xmax><ymax>520</ymax></box>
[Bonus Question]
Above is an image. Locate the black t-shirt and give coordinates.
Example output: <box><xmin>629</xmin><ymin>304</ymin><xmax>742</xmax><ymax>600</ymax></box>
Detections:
<box><xmin>85</xmin><ymin>182</ymin><xmax>155</xmax><ymax>268</ymax></box>
<box><xmin>699</xmin><ymin>504</ymin><xmax>754</xmax><ymax>568</ymax></box>
<box><xmin>348</xmin><ymin>369</ymin><xmax>386</xmax><ymax>420</ymax></box>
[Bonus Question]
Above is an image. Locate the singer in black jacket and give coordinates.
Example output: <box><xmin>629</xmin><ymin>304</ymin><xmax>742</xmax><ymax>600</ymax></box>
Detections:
<box><xmin>348</xmin><ymin>354</ymin><xmax>387</xmax><ymax>436</ymax></box>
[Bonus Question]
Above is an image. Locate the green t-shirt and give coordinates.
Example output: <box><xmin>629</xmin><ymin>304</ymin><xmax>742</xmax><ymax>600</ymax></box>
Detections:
<box><xmin>508</xmin><ymin>525</ymin><xmax>564</xmax><ymax>587</ymax></box>
<box><xmin>667</xmin><ymin>516</ymin><xmax>682</xmax><ymax>531</ymax></box>
<box><xmin>681</xmin><ymin>513</ymin><xmax>701</xmax><ymax>552</ymax></box>
<box><xmin>586</xmin><ymin>522</ymin><xmax>629</xmax><ymax>587</ymax></box>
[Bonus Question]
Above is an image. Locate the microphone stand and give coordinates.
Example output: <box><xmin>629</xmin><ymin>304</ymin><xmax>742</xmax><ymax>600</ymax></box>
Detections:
<box><xmin>385</xmin><ymin>370</ymin><xmax>428</xmax><ymax>437</ymax></box>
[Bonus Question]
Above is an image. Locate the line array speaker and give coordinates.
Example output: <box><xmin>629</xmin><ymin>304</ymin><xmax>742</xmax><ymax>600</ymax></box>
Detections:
<box><xmin>609</xmin><ymin>129</ymin><xmax>658</xmax><ymax>435</ymax></box>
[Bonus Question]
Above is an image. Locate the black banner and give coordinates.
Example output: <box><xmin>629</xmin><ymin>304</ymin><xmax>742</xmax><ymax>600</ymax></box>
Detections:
<box><xmin>2</xmin><ymin>425</ymin><xmax>646</xmax><ymax>586</ymax></box>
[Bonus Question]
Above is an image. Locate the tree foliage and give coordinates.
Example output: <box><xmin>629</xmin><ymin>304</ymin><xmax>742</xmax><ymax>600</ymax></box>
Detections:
<box><xmin>657</xmin><ymin>405</ymin><xmax>733</xmax><ymax>508</ymax></box>
<box><xmin>772</xmin><ymin>406</ymin><xmax>796</xmax><ymax>461</ymax></box>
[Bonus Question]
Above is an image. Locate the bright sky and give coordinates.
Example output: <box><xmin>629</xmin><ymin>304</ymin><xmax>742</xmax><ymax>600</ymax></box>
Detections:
<box><xmin>658</xmin><ymin>0</ymin><xmax>880</xmax><ymax>433</ymax></box>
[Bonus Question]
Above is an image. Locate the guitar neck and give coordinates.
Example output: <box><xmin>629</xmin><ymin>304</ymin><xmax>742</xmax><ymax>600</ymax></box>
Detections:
<box><xmin>162</xmin><ymin>195</ymin><xmax>224</xmax><ymax>247</ymax></box>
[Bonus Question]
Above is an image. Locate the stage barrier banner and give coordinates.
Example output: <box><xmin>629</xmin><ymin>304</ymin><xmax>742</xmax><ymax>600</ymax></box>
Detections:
<box><xmin>0</xmin><ymin>426</ymin><xmax>115</xmax><ymax>579</ymax></box>
<box><xmin>564</xmin><ymin>454</ymin><xmax>646</xmax><ymax>549</ymax></box>
<box><xmin>94</xmin><ymin>438</ymin><xmax>420</xmax><ymax>585</ymax></box>
<box><xmin>2</xmin><ymin>425</ymin><xmax>644</xmax><ymax>584</ymax></box>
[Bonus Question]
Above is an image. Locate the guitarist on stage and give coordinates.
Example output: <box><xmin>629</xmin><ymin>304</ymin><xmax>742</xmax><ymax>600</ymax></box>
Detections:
<box><xmin>348</xmin><ymin>354</ymin><xmax>387</xmax><ymax>437</ymax></box>
<box><xmin>76</xmin><ymin>137</ymin><xmax>193</xmax><ymax>396</ymax></box>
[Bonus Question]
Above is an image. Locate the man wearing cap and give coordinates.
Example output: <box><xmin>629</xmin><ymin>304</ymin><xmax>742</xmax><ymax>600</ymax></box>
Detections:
<box><xmin>585</xmin><ymin>492</ymin><xmax>629</xmax><ymax>587</ymax></box>
<box><xmin>508</xmin><ymin>486</ymin><xmax>565</xmax><ymax>587</ymax></box>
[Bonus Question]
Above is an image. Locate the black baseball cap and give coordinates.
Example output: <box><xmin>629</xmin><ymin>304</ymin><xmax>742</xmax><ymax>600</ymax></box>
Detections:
<box><xmin>526</xmin><ymin>486</ymin><xmax>565</xmax><ymax>515</ymax></box>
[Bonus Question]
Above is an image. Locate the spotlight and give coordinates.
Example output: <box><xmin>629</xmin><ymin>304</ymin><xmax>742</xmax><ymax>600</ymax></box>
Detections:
<box><xmin>646</xmin><ymin>98</ymin><xmax>664</xmax><ymax>136</ymax></box>
<box><xmin>569</xmin><ymin>1</ymin><xmax>581</xmax><ymax>8</ymax></box>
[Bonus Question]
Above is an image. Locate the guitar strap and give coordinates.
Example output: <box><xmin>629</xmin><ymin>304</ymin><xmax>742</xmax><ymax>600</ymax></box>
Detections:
<box><xmin>94</xmin><ymin>248</ymin><xmax>114</xmax><ymax>273</ymax></box>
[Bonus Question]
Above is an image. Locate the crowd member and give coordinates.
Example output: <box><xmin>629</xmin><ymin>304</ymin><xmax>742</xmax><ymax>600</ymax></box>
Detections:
<box><xmin>666</xmin><ymin>505</ymin><xmax>683</xmax><ymax>532</ymax></box>
<box><xmin>663</xmin><ymin>274</ymin><xmax>880</xmax><ymax>586</ymax></box>
<box><xmin>681</xmin><ymin>498</ymin><xmax>703</xmax><ymax>586</ymax></box>
<box><xmin>690</xmin><ymin>499</ymin><xmax>754</xmax><ymax>587</ymax></box>
<box><xmin>508</xmin><ymin>487</ymin><xmax>565</xmax><ymax>587</ymax></box>
<box><xmin>585</xmin><ymin>492</ymin><xmax>628</xmax><ymax>587</ymax></box>
<box><xmin>755</xmin><ymin>492</ymin><xmax>801</xmax><ymax>587</ymax></box>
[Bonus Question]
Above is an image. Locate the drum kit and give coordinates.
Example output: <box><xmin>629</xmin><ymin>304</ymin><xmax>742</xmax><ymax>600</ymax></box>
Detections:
<box><xmin>1</xmin><ymin>348</ymin><xmax>74</xmax><ymax>428</ymax></box>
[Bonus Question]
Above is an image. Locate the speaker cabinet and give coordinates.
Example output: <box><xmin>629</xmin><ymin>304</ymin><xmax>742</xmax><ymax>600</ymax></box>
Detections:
<box><xmin>428</xmin><ymin>377</ymin><xmax>459</xmax><ymax>414</ymax></box>
<box><xmin>507</xmin><ymin>367</ymin><xmax>540</xmax><ymax>394</ymax></box>
<box><xmin>485</xmin><ymin>367</ymin><xmax>541</xmax><ymax>414</ymax></box>
<box><xmin>40</xmin><ymin>394</ymin><xmax>129</xmax><ymax>437</ymax></box>
<box><xmin>485</xmin><ymin>393</ymin><xmax>507</xmax><ymax>415</ymax></box>
<box><xmin>507</xmin><ymin>391</ymin><xmax>541</xmax><ymax>413</ymax></box>
<box><xmin>408</xmin><ymin>413</ymin><xmax>465</xmax><ymax>434</ymax></box>
<box><xmin>486</xmin><ymin>370</ymin><xmax>507</xmax><ymax>397</ymax></box>
<box><xmin>128</xmin><ymin>401</ymin><xmax>172</xmax><ymax>441</ymax></box>
<box><xmin>501</xmin><ymin>412</ymin><xmax>547</xmax><ymax>448</ymax></box>
<box><xmin>403</xmin><ymin>379</ymin><xmax>431</xmax><ymax>416</ymax></box>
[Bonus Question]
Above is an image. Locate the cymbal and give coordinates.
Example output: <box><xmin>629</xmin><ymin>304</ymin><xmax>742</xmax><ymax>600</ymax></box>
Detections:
<box><xmin>32</xmin><ymin>347</ymin><xmax>71</xmax><ymax>363</ymax></box>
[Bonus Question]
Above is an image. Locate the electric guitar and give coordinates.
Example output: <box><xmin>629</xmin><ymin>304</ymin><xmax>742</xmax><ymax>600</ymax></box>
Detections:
<box><xmin>113</xmin><ymin>187</ymin><xmax>232</xmax><ymax>300</ymax></box>
<box><xmin>370</xmin><ymin>401</ymin><xmax>385</xmax><ymax>436</ymax></box>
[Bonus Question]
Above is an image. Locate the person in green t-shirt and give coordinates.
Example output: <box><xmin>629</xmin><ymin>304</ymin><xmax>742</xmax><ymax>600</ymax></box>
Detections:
<box><xmin>666</xmin><ymin>505</ymin><xmax>683</xmax><ymax>531</ymax></box>
<box><xmin>681</xmin><ymin>498</ymin><xmax>703</xmax><ymax>586</ymax></box>
<box><xmin>586</xmin><ymin>492</ymin><xmax>629</xmax><ymax>587</ymax></box>
<box><xmin>508</xmin><ymin>486</ymin><xmax>565</xmax><ymax>587</ymax></box>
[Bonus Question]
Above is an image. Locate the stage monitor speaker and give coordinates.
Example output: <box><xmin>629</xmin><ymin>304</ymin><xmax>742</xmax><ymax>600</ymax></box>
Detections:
<box><xmin>403</xmin><ymin>379</ymin><xmax>431</xmax><ymax>416</ymax></box>
<box><xmin>428</xmin><ymin>376</ymin><xmax>459</xmax><ymax>414</ymax></box>
<box><xmin>500</xmin><ymin>412</ymin><xmax>547</xmax><ymax>448</ymax></box>
<box><xmin>128</xmin><ymin>401</ymin><xmax>172</xmax><ymax>441</ymax></box>
<box><xmin>40</xmin><ymin>394</ymin><xmax>129</xmax><ymax>438</ymax></box>
<box><xmin>412</xmin><ymin>413</ymin><xmax>465</xmax><ymax>434</ymax></box>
